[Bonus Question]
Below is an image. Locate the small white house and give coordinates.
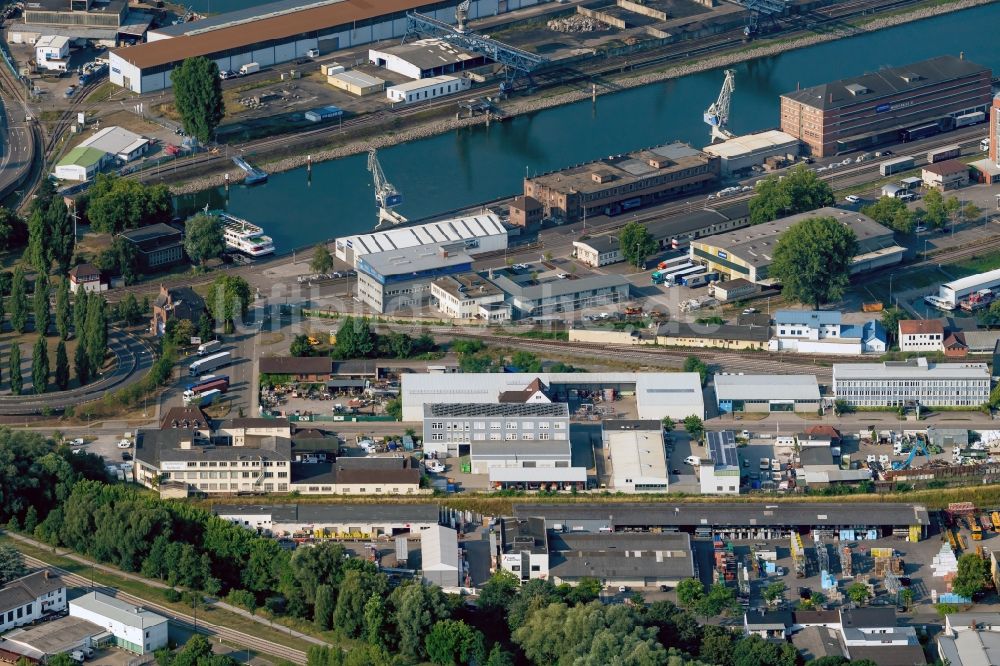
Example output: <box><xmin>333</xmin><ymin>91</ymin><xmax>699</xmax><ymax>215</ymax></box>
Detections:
<box><xmin>386</xmin><ymin>75</ymin><xmax>470</xmax><ymax>104</ymax></box>
<box><xmin>80</xmin><ymin>126</ymin><xmax>149</xmax><ymax>163</ymax></box>
<box><xmin>35</xmin><ymin>35</ymin><xmax>70</xmax><ymax>72</ymax></box>
<box><xmin>69</xmin><ymin>592</ymin><xmax>168</xmax><ymax>655</ymax></box>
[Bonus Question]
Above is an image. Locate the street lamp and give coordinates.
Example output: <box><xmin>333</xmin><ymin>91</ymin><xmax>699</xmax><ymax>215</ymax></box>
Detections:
<box><xmin>889</xmin><ymin>273</ymin><xmax>894</xmax><ymax>306</ymax></box>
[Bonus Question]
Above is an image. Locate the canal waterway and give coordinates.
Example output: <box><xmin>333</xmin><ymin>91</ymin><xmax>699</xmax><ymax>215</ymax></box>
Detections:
<box><xmin>175</xmin><ymin>3</ymin><xmax>1000</xmax><ymax>253</ymax></box>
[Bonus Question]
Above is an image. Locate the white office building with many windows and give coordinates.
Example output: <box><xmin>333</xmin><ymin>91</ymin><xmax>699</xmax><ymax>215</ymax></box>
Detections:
<box><xmin>833</xmin><ymin>358</ymin><xmax>991</xmax><ymax>407</ymax></box>
<box><xmin>422</xmin><ymin>402</ymin><xmax>570</xmax><ymax>457</ymax></box>
<box><xmin>69</xmin><ymin>592</ymin><xmax>168</xmax><ymax>655</ymax></box>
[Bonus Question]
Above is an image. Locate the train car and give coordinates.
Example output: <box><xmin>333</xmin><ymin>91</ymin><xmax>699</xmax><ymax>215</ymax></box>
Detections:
<box><xmin>900</xmin><ymin>123</ymin><xmax>940</xmax><ymax>143</ymax></box>
<box><xmin>955</xmin><ymin>111</ymin><xmax>985</xmax><ymax>128</ymax></box>
<box><xmin>927</xmin><ymin>144</ymin><xmax>961</xmax><ymax>164</ymax></box>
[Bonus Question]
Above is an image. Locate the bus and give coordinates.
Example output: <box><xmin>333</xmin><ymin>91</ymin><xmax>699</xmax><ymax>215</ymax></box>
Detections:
<box><xmin>653</xmin><ymin>262</ymin><xmax>694</xmax><ymax>285</ymax></box>
<box><xmin>189</xmin><ymin>351</ymin><xmax>233</xmax><ymax>376</ymax></box>
<box><xmin>668</xmin><ymin>265</ymin><xmax>706</xmax><ymax>285</ymax></box>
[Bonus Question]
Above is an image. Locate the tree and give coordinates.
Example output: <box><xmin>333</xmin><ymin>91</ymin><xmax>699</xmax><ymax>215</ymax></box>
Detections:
<box><xmin>881</xmin><ymin>307</ymin><xmax>905</xmax><ymax>346</ymax></box>
<box><xmin>769</xmin><ymin>216</ymin><xmax>858</xmax><ymax>310</ymax></box>
<box><xmin>83</xmin><ymin>174</ymin><xmax>172</xmax><ymax>234</ymax></box>
<box><xmin>749</xmin><ymin>164</ymin><xmax>834</xmax><ymax>225</ymax></box>
<box><xmin>206</xmin><ymin>275</ymin><xmax>252</xmax><ymax>334</ymax></box>
<box><xmin>385</xmin><ymin>398</ymin><xmax>402</xmax><ymax>421</ymax></box>
<box><xmin>313</xmin><ymin>584</ymin><xmax>334</xmax><ymax>630</ymax></box>
<box><xmin>0</xmin><ymin>207</ymin><xmax>27</xmax><ymax>252</ymax></box>
<box><xmin>55</xmin><ymin>340</ymin><xmax>69</xmax><ymax>391</ymax></box>
<box><xmin>920</xmin><ymin>188</ymin><xmax>948</xmax><ymax>228</ymax></box>
<box><xmin>22</xmin><ymin>506</ymin><xmax>37</xmax><ymax>533</ymax></box>
<box><xmin>0</xmin><ymin>544</ymin><xmax>26</xmax><ymax>585</ymax></box>
<box><xmin>47</xmin><ymin>197</ymin><xmax>72</xmax><ymax>275</ymax></box>
<box><xmin>120</xmin><ymin>293</ymin><xmax>142</xmax><ymax>326</ymax></box>
<box><xmin>289</xmin><ymin>334</ymin><xmax>315</xmax><ymax>358</ymax></box>
<box><xmin>676</xmin><ymin>578</ymin><xmax>704</xmax><ymax>608</ymax></box>
<box><xmin>84</xmin><ymin>295</ymin><xmax>107</xmax><ymax>378</ymax></box>
<box><xmin>390</xmin><ymin>582</ymin><xmax>450</xmax><ymax>661</ymax></box>
<box><xmin>618</xmin><ymin>221</ymin><xmax>656</xmax><ymax>268</ymax></box>
<box><xmin>683</xmin><ymin>355</ymin><xmax>708</xmax><ymax>386</ymax></box>
<box><xmin>953</xmin><ymin>553</ymin><xmax>990</xmax><ymax>599</ymax></box>
<box><xmin>763</xmin><ymin>581</ymin><xmax>785</xmax><ymax>606</ymax></box>
<box><xmin>26</xmin><ymin>208</ymin><xmax>48</xmax><ymax>273</ymax></box>
<box><xmin>333</xmin><ymin>569</ymin><xmax>385</xmax><ymax>638</ymax></box>
<box><xmin>31</xmin><ymin>336</ymin><xmax>48</xmax><ymax>394</ymax></box>
<box><xmin>478</xmin><ymin>569</ymin><xmax>520</xmax><ymax>616</ymax></box>
<box><xmin>334</xmin><ymin>317</ymin><xmax>377</xmax><ymax>359</ymax></box>
<box><xmin>8</xmin><ymin>343</ymin><xmax>21</xmax><ymax>395</ymax></box>
<box><xmin>310</xmin><ymin>244</ymin><xmax>333</xmax><ymax>274</ymax></box>
<box><xmin>484</xmin><ymin>644</ymin><xmax>514</xmax><ymax>666</ymax></box>
<box><xmin>381</xmin><ymin>332</ymin><xmax>413</xmax><ymax>360</ymax></box>
<box><xmin>171</xmin><ymin>56</ymin><xmax>225</xmax><ymax>143</ymax></box>
<box><xmin>10</xmin><ymin>266</ymin><xmax>27</xmax><ymax>334</ymax></box>
<box><xmin>900</xmin><ymin>587</ymin><xmax>914</xmax><ymax>611</ymax></box>
<box><xmin>425</xmin><ymin>620</ymin><xmax>485</xmax><ymax>666</ymax></box>
<box><xmin>33</xmin><ymin>273</ymin><xmax>50</xmax><ymax>335</ymax></box>
<box><xmin>362</xmin><ymin>592</ymin><xmax>387</xmax><ymax>647</ymax></box>
<box><xmin>862</xmin><ymin>196</ymin><xmax>914</xmax><ymax>233</ymax></box>
<box><xmin>961</xmin><ymin>201</ymin><xmax>982</xmax><ymax>224</ymax></box>
<box><xmin>55</xmin><ymin>279</ymin><xmax>70</xmax><ymax>340</ymax></box>
<box><xmin>847</xmin><ymin>582</ymin><xmax>870</xmax><ymax>606</ymax></box>
<box><xmin>510</xmin><ymin>350</ymin><xmax>542</xmax><ymax>373</ymax></box>
<box><xmin>683</xmin><ymin>415</ymin><xmax>704</xmax><ymax>442</ymax></box>
<box><xmin>700</xmin><ymin>625</ymin><xmax>735</xmax><ymax>666</ymax></box>
<box><xmin>74</xmin><ymin>340</ymin><xmax>89</xmax><ymax>386</ymax></box>
<box><xmin>661</xmin><ymin>416</ymin><xmax>674</xmax><ymax>431</ymax></box>
<box><xmin>697</xmin><ymin>582</ymin><xmax>739</xmax><ymax>619</ymax></box>
<box><xmin>184</xmin><ymin>214</ymin><xmax>225</xmax><ymax>267</ymax></box>
<box><xmin>73</xmin><ymin>289</ymin><xmax>88</xmax><ymax>341</ymax></box>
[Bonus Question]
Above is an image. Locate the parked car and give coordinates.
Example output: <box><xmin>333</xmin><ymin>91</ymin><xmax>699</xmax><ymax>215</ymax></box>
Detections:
<box><xmin>683</xmin><ymin>456</ymin><xmax>701</xmax><ymax>466</ymax></box>
<box><xmin>64</xmin><ymin>85</ymin><xmax>76</xmax><ymax>97</ymax></box>
<box><xmin>121</xmin><ymin>452</ymin><xmax>132</xmax><ymax>461</ymax></box>
<box><xmin>845</xmin><ymin>194</ymin><xmax>861</xmax><ymax>204</ymax></box>
<box><xmin>915</xmin><ymin>225</ymin><xmax>927</xmax><ymax>233</ymax></box>
<box><xmin>70</xmin><ymin>438</ymin><xmax>85</xmax><ymax>446</ymax></box>
<box><xmin>425</xmin><ymin>460</ymin><xmax>446</xmax><ymax>473</ymax></box>
<box><xmin>117</xmin><ymin>439</ymin><xmax>131</xmax><ymax>448</ymax></box>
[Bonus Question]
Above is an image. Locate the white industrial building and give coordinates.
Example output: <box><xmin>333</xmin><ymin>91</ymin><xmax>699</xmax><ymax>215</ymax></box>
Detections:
<box><xmin>0</xmin><ymin>571</ymin><xmax>66</xmax><ymax>633</ymax></box>
<box><xmin>423</xmin><ymin>401</ymin><xmax>569</xmax><ymax>457</ymax></box>
<box><xmin>604</xmin><ymin>421</ymin><xmax>668</xmax><ymax>493</ymax></box>
<box><xmin>335</xmin><ymin>212</ymin><xmax>507</xmax><ymax>266</ymax></box>
<box><xmin>112</xmin><ymin>0</ymin><xmax>539</xmax><ymax>93</ymax></box>
<box><xmin>386</xmin><ymin>75</ymin><xmax>470</xmax><ymax>104</ymax></box>
<box><xmin>401</xmin><ymin>372</ymin><xmax>705</xmax><ymax>422</ymax></box>
<box><xmin>703</xmin><ymin>130</ymin><xmax>800</xmax><ymax>175</ymax></box>
<box><xmin>833</xmin><ymin>358</ymin><xmax>991</xmax><ymax>407</ymax></box>
<box><xmin>430</xmin><ymin>274</ymin><xmax>508</xmax><ymax>321</ymax></box>
<box><xmin>369</xmin><ymin>38</ymin><xmax>485</xmax><ymax>80</ymax></box>
<box><xmin>79</xmin><ymin>126</ymin><xmax>149</xmax><ymax>163</ymax></box>
<box><xmin>499</xmin><ymin>517</ymin><xmax>550</xmax><ymax>582</ymax></box>
<box><xmin>700</xmin><ymin>430</ymin><xmax>741</xmax><ymax>495</ymax></box>
<box><xmin>420</xmin><ymin>525</ymin><xmax>461</xmax><ymax>589</ymax></box>
<box><xmin>770</xmin><ymin>310</ymin><xmax>887</xmax><ymax>355</ymax></box>
<box><xmin>35</xmin><ymin>35</ymin><xmax>69</xmax><ymax>71</ymax></box>
<box><xmin>938</xmin><ymin>268</ymin><xmax>1000</xmax><ymax>308</ymax></box>
<box><xmin>69</xmin><ymin>592</ymin><xmax>168</xmax><ymax>655</ymax></box>
<box><xmin>715</xmin><ymin>374</ymin><xmax>822</xmax><ymax>414</ymax></box>
<box><xmin>212</xmin><ymin>503</ymin><xmax>441</xmax><ymax>537</ymax></box>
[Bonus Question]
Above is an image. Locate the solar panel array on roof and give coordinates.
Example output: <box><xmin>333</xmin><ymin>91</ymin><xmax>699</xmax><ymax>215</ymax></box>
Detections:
<box><xmin>339</xmin><ymin>213</ymin><xmax>505</xmax><ymax>257</ymax></box>
<box><xmin>707</xmin><ymin>431</ymin><xmax>739</xmax><ymax>468</ymax></box>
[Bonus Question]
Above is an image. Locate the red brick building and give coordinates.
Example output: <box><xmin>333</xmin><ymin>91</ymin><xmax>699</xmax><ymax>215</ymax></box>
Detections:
<box><xmin>780</xmin><ymin>55</ymin><xmax>992</xmax><ymax>157</ymax></box>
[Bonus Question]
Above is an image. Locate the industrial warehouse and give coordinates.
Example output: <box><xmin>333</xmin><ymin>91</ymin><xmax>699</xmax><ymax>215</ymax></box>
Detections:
<box><xmin>690</xmin><ymin>207</ymin><xmax>905</xmax><ymax>284</ymax></box>
<box><xmin>780</xmin><ymin>55</ymin><xmax>992</xmax><ymax>156</ymax></box>
<box><xmin>513</xmin><ymin>503</ymin><xmax>931</xmax><ymax>541</ymax></box>
<box><xmin>109</xmin><ymin>0</ymin><xmax>539</xmax><ymax>93</ymax></box>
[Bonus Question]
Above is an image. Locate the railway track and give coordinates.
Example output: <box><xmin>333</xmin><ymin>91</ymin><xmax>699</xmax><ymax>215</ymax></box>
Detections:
<box><xmin>17</xmin><ymin>553</ymin><xmax>309</xmax><ymax>665</ymax></box>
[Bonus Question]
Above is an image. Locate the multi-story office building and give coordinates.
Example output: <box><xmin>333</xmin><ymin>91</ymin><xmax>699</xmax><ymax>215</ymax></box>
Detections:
<box><xmin>523</xmin><ymin>142</ymin><xmax>720</xmax><ymax>223</ymax></box>
<box><xmin>422</xmin><ymin>402</ymin><xmax>570</xmax><ymax>456</ymax></box>
<box><xmin>604</xmin><ymin>420</ymin><xmax>669</xmax><ymax>493</ymax></box>
<box><xmin>833</xmin><ymin>358</ymin><xmax>990</xmax><ymax>407</ymax></box>
<box><xmin>780</xmin><ymin>55</ymin><xmax>992</xmax><ymax>156</ymax></box>
<box><xmin>356</xmin><ymin>243</ymin><xmax>474</xmax><ymax>313</ymax></box>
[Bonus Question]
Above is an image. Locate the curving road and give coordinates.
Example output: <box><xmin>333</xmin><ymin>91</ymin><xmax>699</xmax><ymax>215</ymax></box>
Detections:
<box><xmin>0</xmin><ymin>328</ymin><xmax>155</xmax><ymax>415</ymax></box>
<box><xmin>0</xmin><ymin>89</ymin><xmax>36</xmax><ymax>200</ymax></box>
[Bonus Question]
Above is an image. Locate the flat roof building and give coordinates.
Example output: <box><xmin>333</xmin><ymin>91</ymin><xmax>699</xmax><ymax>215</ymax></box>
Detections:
<box><xmin>430</xmin><ymin>273</ymin><xmax>507</xmax><ymax>321</ymax></box>
<box><xmin>547</xmin><ymin>532</ymin><xmax>695</xmax><ymax>588</ymax></box>
<box><xmin>655</xmin><ymin>321</ymin><xmax>770</xmax><ymax>351</ymax></box>
<box><xmin>780</xmin><ymin>55</ymin><xmax>992</xmax><ymax>156</ymax></box>
<box><xmin>715</xmin><ymin>374</ymin><xmax>821</xmax><ymax>414</ymax></box>
<box><xmin>423</xmin><ymin>401</ymin><xmax>570</xmax><ymax>457</ymax></box>
<box><xmin>691</xmin><ymin>207</ymin><xmax>904</xmax><ymax>284</ymax></box>
<box><xmin>603</xmin><ymin>420</ymin><xmax>668</xmax><ymax>493</ymax></box>
<box><xmin>356</xmin><ymin>243</ymin><xmax>475</xmax><ymax>313</ymax></box>
<box><xmin>488</xmin><ymin>270</ymin><xmax>631</xmax><ymax>320</ymax></box>
<box><xmin>939</xmin><ymin>267</ymin><xmax>1000</xmax><ymax>307</ymax></box>
<box><xmin>701</xmin><ymin>430</ymin><xmax>741</xmax><ymax>495</ymax></box>
<box><xmin>402</xmin><ymin>372</ymin><xmax>704</xmax><ymax>421</ymax></box>
<box><xmin>513</xmin><ymin>502</ymin><xmax>931</xmax><ymax>540</ymax></box>
<box><xmin>69</xmin><ymin>592</ymin><xmax>167</xmax><ymax>655</ymax></box>
<box><xmin>54</xmin><ymin>146</ymin><xmax>105</xmax><ymax>182</ymax></box>
<box><xmin>326</xmin><ymin>69</ymin><xmax>384</xmax><ymax>96</ymax></box>
<box><xmin>833</xmin><ymin>358</ymin><xmax>991</xmax><ymax>407</ymax></box>
<box><xmin>213</xmin><ymin>502</ymin><xmax>441</xmax><ymax>537</ymax></box>
<box><xmin>524</xmin><ymin>142</ymin><xmax>720</xmax><ymax>223</ymax></box>
<box><xmin>80</xmin><ymin>126</ymin><xmax>149</xmax><ymax>163</ymax></box>
<box><xmin>703</xmin><ymin>130</ymin><xmax>800</xmax><ymax>175</ymax></box>
<box><xmin>386</xmin><ymin>74</ymin><xmax>471</xmax><ymax>104</ymax></box>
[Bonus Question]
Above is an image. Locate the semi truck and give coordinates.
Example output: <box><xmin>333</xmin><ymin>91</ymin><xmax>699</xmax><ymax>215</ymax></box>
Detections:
<box><xmin>198</xmin><ymin>339</ymin><xmax>222</xmax><ymax>356</ymax></box>
<box><xmin>183</xmin><ymin>377</ymin><xmax>230</xmax><ymax>401</ymax></box>
<box><xmin>189</xmin><ymin>388</ymin><xmax>223</xmax><ymax>407</ymax></box>
<box><xmin>189</xmin><ymin>351</ymin><xmax>232</xmax><ymax>376</ymax></box>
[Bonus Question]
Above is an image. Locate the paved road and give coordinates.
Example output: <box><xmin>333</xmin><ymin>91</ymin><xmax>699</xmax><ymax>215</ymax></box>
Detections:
<box><xmin>0</xmin><ymin>91</ymin><xmax>35</xmax><ymax>199</ymax></box>
<box><xmin>0</xmin><ymin>329</ymin><xmax>155</xmax><ymax>415</ymax></box>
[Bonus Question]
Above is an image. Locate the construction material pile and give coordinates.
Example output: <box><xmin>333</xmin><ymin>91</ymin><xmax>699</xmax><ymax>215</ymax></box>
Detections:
<box><xmin>548</xmin><ymin>14</ymin><xmax>609</xmax><ymax>32</ymax></box>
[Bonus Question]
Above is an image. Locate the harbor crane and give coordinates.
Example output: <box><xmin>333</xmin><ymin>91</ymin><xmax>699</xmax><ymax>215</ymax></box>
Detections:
<box><xmin>731</xmin><ymin>0</ymin><xmax>786</xmax><ymax>37</ymax></box>
<box><xmin>455</xmin><ymin>0</ymin><xmax>470</xmax><ymax>32</ymax></box>
<box><xmin>367</xmin><ymin>149</ymin><xmax>407</xmax><ymax>229</ymax></box>
<box><xmin>704</xmin><ymin>69</ymin><xmax>736</xmax><ymax>144</ymax></box>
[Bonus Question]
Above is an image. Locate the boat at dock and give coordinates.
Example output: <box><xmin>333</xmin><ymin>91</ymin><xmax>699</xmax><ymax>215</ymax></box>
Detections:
<box><xmin>217</xmin><ymin>211</ymin><xmax>275</xmax><ymax>256</ymax></box>
<box><xmin>232</xmin><ymin>156</ymin><xmax>268</xmax><ymax>185</ymax></box>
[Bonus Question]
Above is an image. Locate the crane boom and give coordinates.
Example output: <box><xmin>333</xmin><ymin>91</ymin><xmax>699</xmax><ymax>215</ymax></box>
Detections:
<box><xmin>704</xmin><ymin>69</ymin><xmax>736</xmax><ymax>144</ymax></box>
<box><xmin>367</xmin><ymin>149</ymin><xmax>407</xmax><ymax>229</ymax></box>
<box><xmin>456</xmin><ymin>0</ymin><xmax>471</xmax><ymax>32</ymax></box>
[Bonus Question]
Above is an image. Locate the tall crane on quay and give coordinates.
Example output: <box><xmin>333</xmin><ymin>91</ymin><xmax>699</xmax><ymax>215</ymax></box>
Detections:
<box><xmin>367</xmin><ymin>149</ymin><xmax>407</xmax><ymax>229</ymax></box>
<box><xmin>704</xmin><ymin>69</ymin><xmax>736</xmax><ymax>144</ymax></box>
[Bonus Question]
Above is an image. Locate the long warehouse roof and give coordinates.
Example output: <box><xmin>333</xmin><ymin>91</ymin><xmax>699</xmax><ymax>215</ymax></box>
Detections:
<box><xmin>112</xmin><ymin>0</ymin><xmax>430</xmax><ymax>70</ymax></box>
<box><xmin>338</xmin><ymin>213</ymin><xmax>506</xmax><ymax>257</ymax></box>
